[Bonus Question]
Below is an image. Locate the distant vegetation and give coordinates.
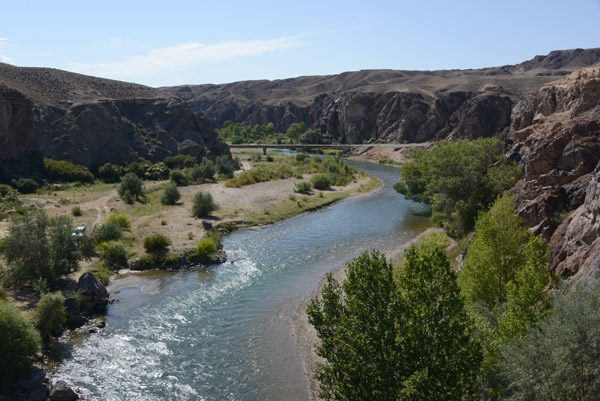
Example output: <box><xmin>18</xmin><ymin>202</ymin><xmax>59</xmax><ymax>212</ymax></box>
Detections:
<box><xmin>225</xmin><ymin>154</ymin><xmax>355</xmax><ymax>188</ymax></box>
<box><xmin>217</xmin><ymin>120</ymin><xmax>324</xmax><ymax>144</ymax></box>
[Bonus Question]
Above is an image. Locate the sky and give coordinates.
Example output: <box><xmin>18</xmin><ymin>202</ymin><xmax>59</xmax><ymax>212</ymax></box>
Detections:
<box><xmin>1</xmin><ymin>0</ymin><xmax>599</xmax><ymax>87</ymax></box>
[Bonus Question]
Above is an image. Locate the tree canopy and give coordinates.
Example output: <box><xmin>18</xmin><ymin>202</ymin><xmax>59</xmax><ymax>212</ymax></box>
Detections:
<box><xmin>307</xmin><ymin>247</ymin><xmax>481</xmax><ymax>400</ymax></box>
<box><xmin>394</xmin><ymin>138</ymin><xmax>520</xmax><ymax>235</ymax></box>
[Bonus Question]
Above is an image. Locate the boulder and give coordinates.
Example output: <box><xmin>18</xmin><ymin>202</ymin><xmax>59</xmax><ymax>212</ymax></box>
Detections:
<box><xmin>66</xmin><ymin>313</ymin><xmax>87</xmax><ymax>329</ymax></box>
<box><xmin>64</xmin><ymin>298</ymin><xmax>80</xmax><ymax>314</ymax></box>
<box><xmin>78</xmin><ymin>272</ymin><xmax>108</xmax><ymax>300</ymax></box>
<box><xmin>49</xmin><ymin>380</ymin><xmax>78</xmax><ymax>401</ymax></box>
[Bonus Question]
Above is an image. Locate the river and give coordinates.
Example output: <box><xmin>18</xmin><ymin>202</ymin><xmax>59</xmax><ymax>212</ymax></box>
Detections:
<box><xmin>54</xmin><ymin>161</ymin><xmax>430</xmax><ymax>400</ymax></box>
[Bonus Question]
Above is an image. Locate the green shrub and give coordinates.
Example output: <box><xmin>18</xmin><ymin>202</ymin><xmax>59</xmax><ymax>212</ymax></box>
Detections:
<box><xmin>118</xmin><ymin>172</ymin><xmax>144</xmax><ymax>203</ymax></box>
<box><xmin>97</xmin><ymin>162</ymin><xmax>121</xmax><ymax>183</ymax></box>
<box><xmin>192</xmin><ymin>158</ymin><xmax>216</xmax><ymax>182</ymax></box>
<box><xmin>14</xmin><ymin>178</ymin><xmax>38</xmax><ymax>194</ymax></box>
<box><xmin>143</xmin><ymin>234</ymin><xmax>171</xmax><ymax>253</ymax></box>
<box><xmin>0</xmin><ymin>299</ymin><xmax>41</xmax><ymax>392</ymax></box>
<box><xmin>43</xmin><ymin>158</ymin><xmax>94</xmax><ymax>183</ymax></box>
<box><xmin>499</xmin><ymin>283</ymin><xmax>600</xmax><ymax>401</ymax></box>
<box><xmin>296</xmin><ymin>153</ymin><xmax>307</xmax><ymax>162</ymax></box>
<box><xmin>161</xmin><ymin>182</ymin><xmax>181</xmax><ymax>205</ymax></box>
<box><xmin>34</xmin><ymin>292</ymin><xmax>66</xmax><ymax>339</ymax></box>
<box><xmin>0</xmin><ymin>184</ymin><xmax>13</xmax><ymax>197</ymax></box>
<box><xmin>71</xmin><ymin>205</ymin><xmax>82</xmax><ymax>216</ymax></box>
<box><xmin>93</xmin><ymin>221</ymin><xmax>122</xmax><ymax>244</ymax></box>
<box><xmin>294</xmin><ymin>181</ymin><xmax>312</xmax><ymax>194</ymax></box>
<box><xmin>216</xmin><ymin>155</ymin><xmax>235</xmax><ymax>178</ymax></box>
<box><xmin>192</xmin><ymin>191</ymin><xmax>219</xmax><ymax>217</ymax></box>
<box><xmin>266</xmin><ymin>155</ymin><xmax>274</xmax><ymax>162</ymax></box>
<box><xmin>144</xmin><ymin>162</ymin><xmax>170</xmax><ymax>180</ymax></box>
<box><xmin>190</xmin><ymin>238</ymin><xmax>218</xmax><ymax>262</ymax></box>
<box><xmin>311</xmin><ymin>174</ymin><xmax>331</xmax><ymax>189</ymax></box>
<box><xmin>91</xmin><ymin>263</ymin><xmax>112</xmax><ymax>285</ymax></box>
<box><xmin>163</xmin><ymin>154</ymin><xmax>197</xmax><ymax>169</ymax></box>
<box><xmin>106</xmin><ymin>213</ymin><xmax>131</xmax><ymax>230</ymax></box>
<box><xmin>97</xmin><ymin>241</ymin><xmax>128</xmax><ymax>269</ymax></box>
<box><xmin>169</xmin><ymin>170</ymin><xmax>188</xmax><ymax>186</ymax></box>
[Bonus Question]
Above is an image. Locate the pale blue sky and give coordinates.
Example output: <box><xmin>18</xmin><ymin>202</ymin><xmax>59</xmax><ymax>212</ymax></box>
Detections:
<box><xmin>1</xmin><ymin>0</ymin><xmax>599</xmax><ymax>87</ymax></box>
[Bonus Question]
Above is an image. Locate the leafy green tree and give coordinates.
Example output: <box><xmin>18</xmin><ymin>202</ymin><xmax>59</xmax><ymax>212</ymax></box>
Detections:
<box><xmin>459</xmin><ymin>195</ymin><xmax>553</xmax><ymax>312</ymax></box>
<box><xmin>308</xmin><ymin>248</ymin><xmax>481</xmax><ymax>401</ymax></box>
<box><xmin>1</xmin><ymin>210</ymin><xmax>83</xmax><ymax>287</ymax></box>
<box><xmin>499</xmin><ymin>283</ymin><xmax>600</xmax><ymax>401</ymax></box>
<box><xmin>2</xmin><ymin>208</ymin><xmax>51</xmax><ymax>287</ymax></box>
<box><xmin>0</xmin><ymin>298</ymin><xmax>41</xmax><ymax>393</ymax></box>
<box><xmin>394</xmin><ymin>138</ymin><xmax>520</xmax><ymax>235</ymax></box>
<box><xmin>161</xmin><ymin>182</ymin><xmax>181</xmax><ymax>205</ymax></box>
<box><xmin>34</xmin><ymin>292</ymin><xmax>66</xmax><ymax>339</ymax></box>
<box><xmin>395</xmin><ymin>244</ymin><xmax>482</xmax><ymax>400</ymax></box>
<box><xmin>192</xmin><ymin>191</ymin><xmax>219</xmax><ymax>217</ymax></box>
<box><xmin>118</xmin><ymin>172</ymin><xmax>144</xmax><ymax>203</ymax></box>
<box><xmin>286</xmin><ymin>121</ymin><xmax>307</xmax><ymax>143</ymax></box>
<box><xmin>48</xmin><ymin>215</ymin><xmax>81</xmax><ymax>280</ymax></box>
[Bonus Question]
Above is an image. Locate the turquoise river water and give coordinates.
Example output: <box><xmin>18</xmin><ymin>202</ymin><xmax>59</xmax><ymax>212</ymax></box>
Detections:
<box><xmin>54</xmin><ymin>161</ymin><xmax>430</xmax><ymax>400</ymax></box>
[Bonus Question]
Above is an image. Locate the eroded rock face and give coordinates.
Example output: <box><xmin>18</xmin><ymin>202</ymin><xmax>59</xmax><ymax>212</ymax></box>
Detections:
<box><xmin>509</xmin><ymin>68</ymin><xmax>600</xmax><ymax>278</ymax></box>
<box><xmin>0</xmin><ymin>85</ymin><xmax>36</xmax><ymax>160</ymax></box>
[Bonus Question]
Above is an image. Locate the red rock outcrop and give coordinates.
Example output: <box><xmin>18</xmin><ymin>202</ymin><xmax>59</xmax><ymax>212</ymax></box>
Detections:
<box><xmin>509</xmin><ymin>68</ymin><xmax>600</xmax><ymax>278</ymax></box>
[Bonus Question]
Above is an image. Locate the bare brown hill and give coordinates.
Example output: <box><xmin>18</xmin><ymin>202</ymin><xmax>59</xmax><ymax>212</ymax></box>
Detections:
<box><xmin>161</xmin><ymin>48</ymin><xmax>600</xmax><ymax>144</ymax></box>
<box><xmin>0</xmin><ymin>64</ymin><xmax>229</xmax><ymax>174</ymax></box>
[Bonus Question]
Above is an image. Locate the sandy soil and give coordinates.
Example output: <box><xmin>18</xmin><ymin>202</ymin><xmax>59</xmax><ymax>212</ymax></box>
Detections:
<box><xmin>347</xmin><ymin>144</ymin><xmax>431</xmax><ymax>164</ymax></box>
<box><xmin>292</xmin><ymin>227</ymin><xmax>448</xmax><ymax>401</ymax></box>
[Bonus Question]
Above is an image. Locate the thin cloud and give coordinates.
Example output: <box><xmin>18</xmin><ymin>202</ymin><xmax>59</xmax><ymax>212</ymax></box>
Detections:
<box><xmin>0</xmin><ymin>39</ymin><xmax>13</xmax><ymax>64</ymax></box>
<box><xmin>68</xmin><ymin>37</ymin><xmax>304</xmax><ymax>80</ymax></box>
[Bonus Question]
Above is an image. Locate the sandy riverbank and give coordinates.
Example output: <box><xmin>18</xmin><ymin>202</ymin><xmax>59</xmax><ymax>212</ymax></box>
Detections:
<box><xmin>291</xmin><ymin>227</ymin><xmax>447</xmax><ymax>400</ymax></box>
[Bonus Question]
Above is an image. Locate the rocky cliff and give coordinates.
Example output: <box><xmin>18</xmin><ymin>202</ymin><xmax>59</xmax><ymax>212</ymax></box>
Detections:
<box><xmin>0</xmin><ymin>63</ymin><xmax>229</xmax><ymax>171</ymax></box>
<box><xmin>162</xmin><ymin>48</ymin><xmax>600</xmax><ymax>144</ymax></box>
<box><xmin>507</xmin><ymin>68</ymin><xmax>600</xmax><ymax>281</ymax></box>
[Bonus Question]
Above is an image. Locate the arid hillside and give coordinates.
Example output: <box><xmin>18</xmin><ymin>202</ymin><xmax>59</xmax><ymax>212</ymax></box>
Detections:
<box><xmin>162</xmin><ymin>48</ymin><xmax>600</xmax><ymax>144</ymax></box>
<box><xmin>0</xmin><ymin>63</ymin><xmax>229</xmax><ymax>173</ymax></box>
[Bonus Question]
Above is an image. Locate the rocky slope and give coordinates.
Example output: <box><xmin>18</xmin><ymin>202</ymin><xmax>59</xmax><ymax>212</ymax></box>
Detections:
<box><xmin>0</xmin><ymin>63</ymin><xmax>229</xmax><ymax>172</ymax></box>
<box><xmin>507</xmin><ymin>68</ymin><xmax>600</xmax><ymax>281</ymax></box>
<box><xmin>162</xmin><ymin>48</ymin><xmax>600</xmax><ymax>144</ymax></box>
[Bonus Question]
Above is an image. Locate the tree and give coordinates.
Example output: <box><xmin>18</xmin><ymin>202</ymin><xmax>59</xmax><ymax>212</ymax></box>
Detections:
<box><xmin>0</xmin><ymin>299</ymin><xmax>41</xmax><ymax>393</ymax></box>
<box><xmin>97</xmin><ymin>241</ymin><xmax>128</xmax><ymax>269</ymax></box>
<box><xmin>1</xmin><ymin>210</ymin><xmax>83</xmax><ymax>287</ymax></box>
<box><xmin>161</xmin><ymin>182</ymin><xmax>181</xmax><ymax>205</ymax></box>
<box><xmin>394</xmin><ymin>138</ymin><xmax>520</xmax><ymax>235</ymax></box>
<box><xmin>499</xmin><ymin>283</ymin><xmax>600</xmax><ymax>401</ymax></box>
<box><xmin>118</xmin><ymin>172</ymin><xmax>144</xmax><ymax>203</ymax></box>
<box><xmin>459</xmin><ymin>194</ymin><xmax>554</xmax><ymax>312</ymax></box>
<box><xmin>2</xmin><ymin>208</ymin><xmax>51</xmax><ymax>287</ymax></box>
<box><xmin>34</xmin><ymin>292</ymin><xmax>66</xmax><ymax>339</ymax></box>
<box><xmin>48</xmin><ymin>215</ymin><xmax>81</xmax><ymax>280</ymax></box>
<box><xmin>395</xmin><ymin>244</ymin><xmax>482</xmax><ymax>400</ymax></box>
<box><xmin>192</xmin><ymin>191</ymin><xmax>219</xmax><ymax>217</ymax></box>
<box><xmin>307</xmin><ymin>248</ymin><xmax>481</xmax><ymax>401</ymax></box>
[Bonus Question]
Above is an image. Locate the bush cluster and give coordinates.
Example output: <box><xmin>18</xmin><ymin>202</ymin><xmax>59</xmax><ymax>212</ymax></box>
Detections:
<box><xmin>143</xmin><ymin>234</ymin><xmax>171</xmax><ymax>253</ymax></box>
<box><xmin>34</xmin><ymin>292</ymin><xmax>66</xmax><ymax>339</ymax></box>
<box><xmin>118</xmin><ymin>172</ymin><xmax>144</xmax><ymax>204</ymax></box>
<box><xmin>43</xmin><ymin>158</ymin><xmax>94</xmax><ymax>183</ymax></box>
<box><xmin>294</xmin><ymin>181</ymin><xmax>312</xmax><ymax>194</ymax></box>
<box><xmin>97</xmin><ymin>241</ymin><xmax>128</xmax><ymax>269</ymax></box>
<box><xmin>161</xmin><ymin>182</ymin><xmax>181</xmax><ymax>205</ymax></box>
<box><xmin>192</xmin><ymin>191</ymin><xmax>219</xmax><ymax>217</ymax></box>
<box><xmin>0</xmin><ymin>299</ymin><xmax>41</xmax><ymax>393</ymax></box>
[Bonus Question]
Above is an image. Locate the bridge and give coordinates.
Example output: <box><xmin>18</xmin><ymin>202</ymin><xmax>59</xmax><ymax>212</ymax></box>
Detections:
<box><xmin>228</xmin><ymin>143</ymin><xmax>431</xmax><ymax>155</ymax></box>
